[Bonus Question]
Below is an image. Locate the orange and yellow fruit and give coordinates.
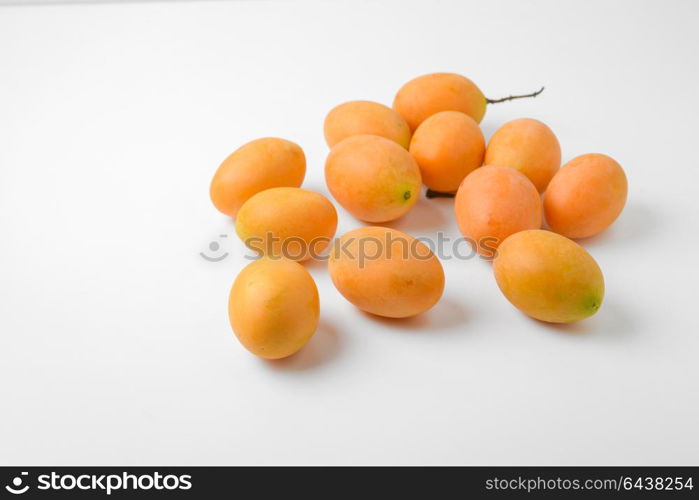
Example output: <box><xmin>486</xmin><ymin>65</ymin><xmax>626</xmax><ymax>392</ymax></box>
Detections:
<box><xmin>210</xmin><ymin>137</ymin><xmax>305</xmax><ymax>218</ymax></box>
<box><xmin>229</xmin><ymin>258</ymin><xmax>320</xmax><ymax>359</ymax></box>
<box><xmin>409</xmin><ymin>111</ymin><xmax>485</xmax><ymax>193</ymax></box>
<box><xmin>484</xmin><ymin>118</ymin><xmax>561</xmax><ymax>193</ymax></box>
<box><xmin>455</xmin><ymin>165</ymin><xmax>542</xmax><ymax>257</ymax></box>
<box><xmin>544</xmin><ymin>153</ymin><xmax>627</xmax><ymax>239</ymax></box>
<box><xmin>328</xmin><ymin>226</ymin><xmax>445</xmax><ymax>318</ymax></box>
<box><xmin>493</xmin><ymin>230</ymin><xmax>604</xmax><ymax>323</ymax></box>
<box><xmin>235</xmin><ymin>187</ymin><xmax>338</xmax><ymax>261</ymax></box>
<box><xmin>324</xmin><ymin>100</ymin><xmax>411</xmax><ymax>149</ymax></box>
<box><xmin>393</xmin><ymin>73</ymin><xmax>487</xmax><ymax>130</ymax></box>
<box><xmin>325</xmin><ymin>134</ymin><xmax>421</xmax><ymax>222</ymax></box>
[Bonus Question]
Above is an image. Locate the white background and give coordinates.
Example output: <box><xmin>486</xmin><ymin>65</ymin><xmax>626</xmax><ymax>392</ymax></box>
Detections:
<box><xmin>1</xmin><ymin>0</ymin><xmax>698</xmax><ymax>466</ymax></box>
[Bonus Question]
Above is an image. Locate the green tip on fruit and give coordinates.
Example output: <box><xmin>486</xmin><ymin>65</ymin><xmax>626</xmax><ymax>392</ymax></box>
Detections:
<box><xmin>583</xmin><ymin>294</ymin><xmax>603</xmax><ymax>316</ymax></box>
<box><xmin>403</xmin><ymin>190</ymin><xmax>411</xmax><ymax>201</ymax></box>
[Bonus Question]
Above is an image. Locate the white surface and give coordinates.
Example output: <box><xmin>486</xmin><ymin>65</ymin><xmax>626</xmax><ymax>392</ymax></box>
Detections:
<box><xmin>1</xmin><ymin>0</ymin><xmax>698</xmax><ymax>466</ymax></box>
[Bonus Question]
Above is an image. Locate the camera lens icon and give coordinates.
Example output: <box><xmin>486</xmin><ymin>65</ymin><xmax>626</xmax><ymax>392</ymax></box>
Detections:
<box><xmin>200</xmin><ymin>234</ymin><xmax>229</xmax><ymax>262</ymax></box>
<box><xmin>5</xmin><ymin>472</ymin><xmax>29</xmax><ymax>495</ymax></box>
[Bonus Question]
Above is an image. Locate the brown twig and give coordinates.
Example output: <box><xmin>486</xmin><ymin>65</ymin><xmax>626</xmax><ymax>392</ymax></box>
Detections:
<box><xmin>425</xmin><ymin>189</ymin><xmax>456</xmax><ymax>199</ymax></box>
<box><xmin>486</xmin><ymin>86</ymin><xmax>545</xmax><ymax>104</ymax></box>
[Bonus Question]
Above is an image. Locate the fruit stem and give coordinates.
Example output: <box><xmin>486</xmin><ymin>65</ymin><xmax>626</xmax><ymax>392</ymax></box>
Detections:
<box><xmin>486</xmin><ymin>86</ymin><xmax>545</xmax><ymax>104</ymax></box>
<box><xmin>425</xmin><ymin>189</ymin><xmax>455</xmax><ymax>199</ymax></box>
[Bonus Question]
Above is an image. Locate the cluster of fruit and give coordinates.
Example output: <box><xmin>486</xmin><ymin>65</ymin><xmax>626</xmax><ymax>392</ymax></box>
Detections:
<box><xmin>209</xmin><ymin>73</ymin><xmax>628</xmax><ymax>360</ymax></box>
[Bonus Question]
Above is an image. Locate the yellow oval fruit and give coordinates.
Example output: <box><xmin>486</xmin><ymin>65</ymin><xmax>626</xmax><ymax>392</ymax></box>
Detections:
<box><xmin>229</xmin><ymin>258</ymin><xmax>319</xmax><ymax>359</ymax></box>
<box><xmin>325</xmin><ymin>134</ymin><xmax>421</xmax><ymax>222</ymax></box>
<box><xmin>544</xmin><ymin>153</ymin><xmax>628</xmax><ymax>239</ymax></box>
<box><xmin>493</xmin><ymin>230</ymin><xmax>604</xmax><ymax>323</ymax></box>
<box><xmin>210</xmin><ymin>137</ymin><xmax>306</xmax><ymax>218</ymax></box>
<box><xmin>236</xmin><ymin>187</ymin><xmax>338</xmax><ymax>261</ymax></box>
<box><xmin>455</xmin><ymin>165</ymin><xmax>542</xmax><ymax>258</ymax></box>
<box><xmin>409</xmin><ymin>110</ymin><xmax>485</xmax><ymax>192</ymax></box>
<box><xmin>393</xmin><ymin>73</ymin><xmax>487</xmax><ymax>130</ymax></box>
<box><xmin>484</xmin><ymin>118</ymin><xmax>561</xmax><ymax>193</ymax></box>
<box><xmin>328</xmin><ymin>226</ymin><xmax>445</xmax><ymax>318</ymax></box>
<box><xmin>324</xmin><ymin>100</ymin><xmax>412</xmax><ymax>149</ymax></box>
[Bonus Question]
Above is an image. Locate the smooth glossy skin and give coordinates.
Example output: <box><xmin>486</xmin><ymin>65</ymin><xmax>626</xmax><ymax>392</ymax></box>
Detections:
<box><xmin>409</xmin><ymin>111</ymin><xmax>485</xmax><ymax>192</ymax></box>
<box><xmin>484</xmin><ymin>118</ymin><xmax>561</xmax><ymax>193</ymax></box>
<box><xmin>324</xmin><ymin>100</ymin><xmax>412</xmax><ymax>149</ymax></box>
<box><xmin>455</xmin><ymin>165</ymin><xmax>542</xmax><ymax>258</ymax></box>
<box><xmin>229</xmin><ymin>258</ymin><xmax>319</xmax><ymax>359</ymax></box>
<box><xmin>236</xmin><ymin>187</ymin><xmax>338</xmax><ymax>261</ymax></box>
<box><xmin>328</xmin><ymin>226</ymin><xmax>445</xmax><ymax>318</ymax></box>
<box><xmin>210</xmin><ymin>137</ymin><xmax>306</xmax><ymax>218</ymax></box>
<box><xmin>544</xmin><ymin>153</ymin><xmax>628</xmax><ymax>239</ymax></box>
<box><xmin>393</xmin><ymin>73</ymin><xmax>487</xmax><ymax>131</ymax></box>
<box><xmin>325</xmin><ymin>134</ymin><xmax>421</xmax><ymax>222</ymax></box>
<box><xmin>493</xmin><ymin>230</ymin><xmax>604</xmax><ymax>323</ymax></box>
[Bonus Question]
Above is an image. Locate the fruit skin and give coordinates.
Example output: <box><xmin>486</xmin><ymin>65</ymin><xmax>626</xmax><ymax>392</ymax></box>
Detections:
<box><xmin>210</xmin><ymin>137</ymin><xmax>306</xmax><ymax>218</ymax></box>
<box><xmin>544</xmin><ymin>153</ymin><xmax>628</xmax><ymax>239</ymax></box>
<box><xmin>228</xmin><ymin>257</ymin><xmax>319</xmax><ymax>359</ymax></box>
<box><xmin>484</xmin><ymin>118</ymin><xmax>561</xmax><ymax>193</ymax></box>
<box><xmin>236</xmin><ymin>187</ymin><xmax>338</xmax><ymax>261</ymax></box>
<box><xmin>409</xmin><ymin>111</ymin><xmax>485</xmax><ymax>193</ymax></box>
<box><xmin>393</xmin><ymin>73</ymin><xmax>487</xmax><ymax>131</ymax></box>
<box><xmin>493</xmin><ymin>230</ymin><xmax>604</xmax><ymax>323</ymax></box>
<box><xmin>328</xmin><ymin>226</ymin><xmax>444</xmax><ymax>318</ymax></box>
<box><xmin>454</xmin><ymin>165</ymin><xmax>542</xmax><ymax>258</ymax></box>
<box><xmin>325</xmin><ymin>134</ymin><xmax>421</xmax><ymax>223</ymax></box>
<box><xmin>324</xmin><ymin>100</ymin><xmax>412</xmax><ymax>149</ymax></box>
